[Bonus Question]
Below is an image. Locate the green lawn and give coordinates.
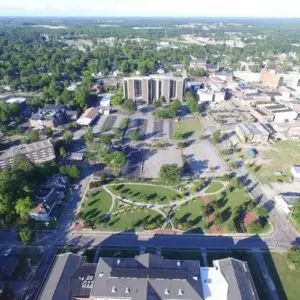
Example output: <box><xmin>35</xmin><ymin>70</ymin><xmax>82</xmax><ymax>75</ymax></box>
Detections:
<box><xmin>251</xmin><ymin>141</ymin><xmax>300</xmax><ymax>183</ymax></box>
<box><xmin>205</xmin><ymin>181</ymin><xmax>224</xmax><ymax>194</ymax></box>
<box><xmin>172</xmin><ymin>198</ymin><xmax>205</xmax><ymax>231</ymax></box>
<box><xmin>174</xmin><ymin>118</ymin><xmax>202</xmax><ymax>139</ymax></box>
<box><xmin>105</xmin><ymin>207</ymin><xmax>164</xmax><ymax>231</ymax></box>
<box><xmin>108</xmin><ymin>183</ymin><xmax>182</xmax><ymax>204</ymax></box>
<box><xmin>82</xmin><ymin>189</ymin><xmax>112</xmax><ymax>222</ymax></box>
<box><xmin>264</xmin><ymin>252</ymin><xmax>300</xmax><ymax>300</ymax></box>
<box><xmin>172</xmin><ymin>185</ymin><xmax>251</xmax><ymax>232</ymax></box>
<box><xmin>210</xmin><ymin>185</ymin><xmax>250</xmax><ymax>209</ymax></box>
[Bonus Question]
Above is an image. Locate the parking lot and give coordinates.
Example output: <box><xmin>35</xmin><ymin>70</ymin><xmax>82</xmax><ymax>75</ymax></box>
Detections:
<box><xmin>141</xmin><ymin>145</ymin><xmax>183</xmax><ymax>178</ymax></box>
<box><xmin>183</xmin><ymin>140</ymin><xmax>229</xmax><ymax>177</ymax></box>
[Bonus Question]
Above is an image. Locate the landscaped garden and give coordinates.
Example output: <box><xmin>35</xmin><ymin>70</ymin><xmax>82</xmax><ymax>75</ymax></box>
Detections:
<box><xmin>81</xmin><ymin>189</ymin><xmax>113</xmax><ymax>227</ymax></box>
<box><xmin>79</xmin><ymin>179</ymin><xmax>270</xmax><ymax>234</ymax></box>
<box><xmin>107</xmin><ymin>183</ymin><xmax>182</xmax><ymax>204</ymax></box>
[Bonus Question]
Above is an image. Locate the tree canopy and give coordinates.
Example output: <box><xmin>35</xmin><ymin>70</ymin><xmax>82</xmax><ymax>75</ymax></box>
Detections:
<box><xmin>159</xmin><ymin>164</ymin><xmax>181</xmax><ymax>183</ymax></box>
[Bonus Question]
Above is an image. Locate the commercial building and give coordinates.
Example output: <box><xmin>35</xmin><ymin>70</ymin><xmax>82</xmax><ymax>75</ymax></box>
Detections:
<box><xmin>76</xmin><ymin>107</ymin><xmax>98</xmax><ymax>126</ymax></box>
<box><xmin>38</xmin><ymin>253</ymin><xmax>259</xmax><ymax>300</ymax></box>
<box><xmin>236</xmin><ymin>123</ymin><xmax>270</xmax><ymax>143</ymax></box>
<box><xmin>260</xmin><ymin>68</ymin><xmax>281</xmax><ymax>88</ymax></box>
<box><xmin>123</xmin><ymin>76</ymin><xmax>186</xmax><ymax>103</ymax></box>
<box><xmin>0</xmin><ymin>139</ymin><xmax>55</xmax><ymax>169</ymax></box>
<box><xmin>251</xmin><ymin>103</ymin><xmax>298</xmax><ymax>123</ymax></box>
<box><xmin>29</xmin><ymin>104</ymin><xmax>77</xmax><ymax>129</ymax></box>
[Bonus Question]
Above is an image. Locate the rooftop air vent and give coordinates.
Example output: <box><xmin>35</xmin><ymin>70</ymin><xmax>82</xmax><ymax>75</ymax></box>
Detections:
<box><xmin>165</xmin><ymin>288</ymin><xmax>170</xmax><ymax>295</ymax></box>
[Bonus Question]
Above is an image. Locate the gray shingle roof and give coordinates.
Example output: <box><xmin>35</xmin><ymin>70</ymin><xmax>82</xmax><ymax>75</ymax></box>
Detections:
<box><xmin>91</xmin><ymin>253</ymin><xmax>203</xmax><ymax>300</ymax></box>
<box><xmin>37</xmin><ymin>253</ymin><xmax>85</xmax><ymax>300</ymax></box>
<box><xmin>217</xmin><ymin>258</ymin><xmax>260</xmax><ymax>300</ymax></box>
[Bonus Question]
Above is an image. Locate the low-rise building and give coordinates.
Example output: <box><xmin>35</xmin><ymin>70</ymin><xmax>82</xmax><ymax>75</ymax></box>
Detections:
<box><xmin>99</xmin><ymin>94</ymin><xmax>113</xmax><ymax>107</ymax></box>
<box><xmin>29</xmin><ymin>104</ymin><xmax>77</xmax><ymax>129</ymax></box>
<box><xmin>0</xmin><ymin>139</ymin><xmax>55</xmax><ymax>169</ymax></box>
<box><xmin>233</xmin><ymin>71</ymin><xmax>261</xmax><ymax>83</ymax></box>
<box><xmin>200</xmin><ymin>258</ymin><xmax>259</xmax><ymax>300</ymax></box>
<box><xmin>76</xmin><ymin>107</ymin><xmax>98</xmax><ymax>126</ymax></box>
<box><xmin>236</xmin><ymin>123</ymin><xmax>270</xmax><ymax>143</ymax></box>
<box><xmin>38</xmin><ymin>253</ymin><xmax>259</xmax><ymax>300</ymax></box>
<box><xmin>251</xmin><ymin>103</ymin><xmax>298</xmax><ymax>123</ymax></box>
<box><xmin>274</xmin><ymin>193</ymin><xmax>300</xmax><ymax>215</ymax></box>
<box><xmin>260</xmin><ymin>68</ymin><xmax>281</xmax><ymax>88</ymax></box>
<box><xmin>291</xmin><ymin>165</ymin><xmax>300</xmax><ymax>182</ymax></box>
<box><xmin>30</xmin><ymin>175</ymin><xmax>70</xmax><ymax>222</ymax></box>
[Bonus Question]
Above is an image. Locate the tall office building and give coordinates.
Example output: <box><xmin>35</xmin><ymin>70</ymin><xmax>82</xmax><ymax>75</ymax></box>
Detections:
<box><xmin>123</xmin><ymin>76</ymin><xmax>186</xmax><ymax>103</ymax></box>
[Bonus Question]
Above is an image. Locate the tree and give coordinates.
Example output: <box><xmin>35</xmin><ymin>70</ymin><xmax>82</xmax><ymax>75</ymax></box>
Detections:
<box><xmin>123</xmin><ymin>99</ymin><xmax>136</xmax><ymax>114</ymax></box>
<box><xmin>174</xmin><ymin>131</ymin><xmax>182</xmax><ymax>140</ymax></box>
<box><xmin>154</xmin><ymin>98</ymin><xmax>163</xmax><ymax>108</ymax></box>
<box><xmin>111</xmin><ymin>89</ymin><xmax>124</xmax><ymax>106</ymax></box>
<box><xmin>129</xmin><ymin>129</ymin><xmax>140</xmax><ymax>141</ymax></box>
<box><xmin>185</xmin><ymin>92</ymin><xmax>199</xmax><ymax>113</ymax></box>
<box><xmin>212</xmin><ymin>129</ymin><xmax>222</xmax><ymax>144</ymax></box>
<box><xmin>63</xmin><ymin>130</ymin><xmax>73</xmax><ymax>144</ymax></box>
<box><xmin>60</xmin><ymin>165</ymin><xmax>80</xmax><ymax>181</ymax></box>
<box><xmin>45</xmin><ymin>127</ymin><xmax>53</xmax><ymax>138</ymax></box>
<box><xmin>15</xmin><ymin>197</ymin><xmax>33</xmax><ymax>220</ymax></box>
<box><xmin>84</xmin><ymin>127</ymin><xmax>94</xmax><ymax>144</ymax></box>
<box><xmin>99</xmin><ymin>134</ymin><xmax>112</xmax><ymax>146</ymax></box>
<box><xmin>59</xmin><ymin>146</ymin><xmax>66</xmax><ymax>159</ymax></box>
<box><xmin>159</xmin><ymin>164</ymin><xmax>181</xmax><ymax>183</ymax></box>
<box><xmin>19</xmin><ymin>227</ymin><xmax>33</xmax><ymax>245</ymax></box>
<box><xmin>26</xmin><ymin>130</ymin><xmax>40</xmax><ymax>143</ymax></box>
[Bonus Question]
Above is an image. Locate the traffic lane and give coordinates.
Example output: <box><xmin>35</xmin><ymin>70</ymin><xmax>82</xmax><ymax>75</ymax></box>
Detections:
<box><xmin>71</xmin><ymin>233</ymin><xmax>270</xmax><ymax>250</ymax></box>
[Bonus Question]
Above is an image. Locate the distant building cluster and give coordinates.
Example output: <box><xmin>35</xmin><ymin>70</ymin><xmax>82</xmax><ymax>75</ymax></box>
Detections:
<box><xmin>38</xmin><ymin>253</ymin><xmax>259</xmax><ymax>300</ymax></box>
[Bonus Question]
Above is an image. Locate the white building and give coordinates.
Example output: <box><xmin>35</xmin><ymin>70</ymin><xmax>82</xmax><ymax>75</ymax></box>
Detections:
<box><xmin>99</xmin><ymin>94</ymin><xmax>113</xmax><ymax>107</ymax></box>
<box><xmin>233</xmin><ymin>71</ymin><xmax>261</xmax><ymax>83</ymax></box>
<box><xmin>197</xmin><ymin>90</ymin><xmax>214</xmax><ymax>102</ymax></box>
<box><xmin>291</xmin><ymin>165</ymin><xmax>300</xmax><ymax>182</ymax></box>
<box><xmin>200</xmin><ymin>258</ymin><xmax>259</xmax><ymax>300</ymax></box>
<box><xmin>6</xmin><ymin>97</ymin><xmax>26</xmax><ymax>104</ymax></box>
<box><xmin>76</xmin><ymin>107</ymin><xmax>98</xmax><ymax>126</ymax></box>
<box><xmin>274</xmin><ymin>194</ymin><xmax>299</xmax><ymax>215</ymax></box>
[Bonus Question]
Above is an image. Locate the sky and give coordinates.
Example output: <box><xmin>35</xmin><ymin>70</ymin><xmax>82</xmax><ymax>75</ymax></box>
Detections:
<box><xmin>1</xmin><ymin>0</ymin><xmax>300</xmax><ymax>18</ymax></box>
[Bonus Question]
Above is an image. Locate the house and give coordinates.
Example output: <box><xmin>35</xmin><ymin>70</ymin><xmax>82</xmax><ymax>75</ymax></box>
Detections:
<box><xmin>0</xmin><ymin>139</ymin><xmax>56</xmax><ymax>169</ymax></box>
<box><xmin>99</xmin><ymin>94</ymin><xmax>113</xmax><ymax>107</ymax></box>
<box><xmin>0</xmin><ymin>256</ymin><xmax>18</xmax><ymax>280</ymax></box>
<box><xmin>76</xmin><ymin>107</ymin><xmax>98</xmax><ymax>126</ymax></box>
<box><xmin>291</xmin><ymin>165</ymin><xmax>300</xmax><ymax>182</ymax></box>
<box><xmin>236</xmin><ymin>123</ymin><xmax>270</xmax><ymax>143</ymax></box>
<box><xmin>274</xmin><ymin>193</ymin><xmax>300</xmax><ymax>215</ymax></box>
<box><xmin>201</xmin><ymin>258</ymin><xmax>259</xmax><ymax>300</ymax></box>
<box><xmin>29</xmin><ymin>104</ymin><xmax>77</xmax><ymax>129</ymax></box>
<box><xmin>30</xmin><ymin>175</ymin><xmax>70</xmax><ymax>222</ymax></box>
<box><xmin>38</xmin><ymin>253</ymin><xmax>259</xmax><ymax>300</ymax></box>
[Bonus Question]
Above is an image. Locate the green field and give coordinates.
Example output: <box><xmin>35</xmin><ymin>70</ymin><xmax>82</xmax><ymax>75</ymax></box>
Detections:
<box><xmin>172</xmin><ymin>198</ymin><xmax>205</xmax><ymax>231</ymax></box>
<box><xmin>108</xmin><ymin>183</ymin><xmax>182</xmax><ymax>204</ymax></box>
<box><xmin>264</xmin><ymin>252</ymin><xmax>300</xmax><ymax>300</ymax></box>
<box><xmin>252</xmin><ymin>141</ymin><xmax>300</xmax><ymax>183</ymax></box>
<box><xmin>82</xmin><ymin>189</ymin><xmax>112</xmax><ymax>222</ymax></box>
<box><xmin>205</xmin><ymin>181</ymin><xmax>224</xmax><ymax>194</ymax></box>
<box><xmin>107</xmin><ymin>207</ymin><xmax>164</xmax><ymax>231</ymax></box>
<box><xmin>172</xmin><ymin>185</ymin><xmax>251</xmax><ymax>232</ymax></box>
<box><xmin>174</xmin><ymin>118</ymin><xmax>202</xmax><ymax>139</ymax></box>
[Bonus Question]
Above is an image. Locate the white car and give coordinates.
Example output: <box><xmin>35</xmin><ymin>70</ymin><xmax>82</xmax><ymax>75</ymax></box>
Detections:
<box><xmin>4</xmin><ymin>248</ymin><xmax>12</xmax><ymax>256</ymax></box>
